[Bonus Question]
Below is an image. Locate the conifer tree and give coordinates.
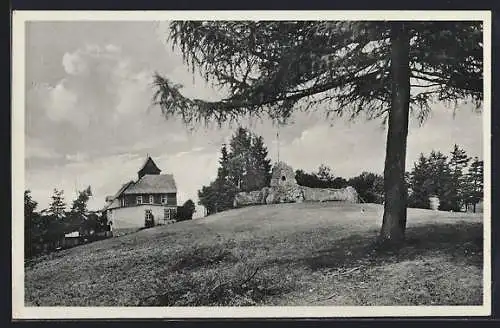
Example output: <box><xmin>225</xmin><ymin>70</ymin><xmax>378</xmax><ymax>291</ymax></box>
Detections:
<box><xmin>24</xmin><ymin>190</ymin><xmax>38</xmax><ymax>258</ymax></box>
<box><xmin>47</xmin><ymin>189</ymin><xmax>66</xmax><ymax>219</ymax></box>
<box><xmin>154</xmin><ymin>21</ymin><xmax>482</xmax><ymax>243</ymax></box>
<box><xmin>408</xmin><ymin>151</ymin><xmax>453</xmax><ymax>210</ymax></box>
<box><xmin>408</xmin><ymin>154</ymin><xmax>431</xmax><ymax>209</ymax></box>
<box><xmin>198</xmin><ymin>127</ymin><xmax>272</xmax><ymax>214</ymax></box>
<box><xmin>71</xmin><ymin>186</ymin><xmax>93</xmax><ymax>215</ymax></box>
<box><xmin>247</xmin><ymin>135</ymin><xmax>272</xmax><ymax>190</ymax></box>
<box><xmin>464</xmin><ymin>157</ymin><xmax>484</xmax><ymax>213</ymax></box>
<box><xmin>447</xmin><ymin>144</ymin><xmax>471</xmax><ymax>211</ymax></box>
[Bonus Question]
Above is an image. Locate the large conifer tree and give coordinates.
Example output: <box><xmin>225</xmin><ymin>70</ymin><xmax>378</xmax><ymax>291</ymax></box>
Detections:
<box><xmin>198</xmin><ymin>127</ymin><xmax>272</xmax><ymax>215</ymax></box>
<box><xmin>448</xmin><ymin>144</ymin><xmax>471</xmax><ymax>211</ymax></box>
<box><xmin>47</xmin><ymin>189</ymin><xmax>66</xmax><ymax>219</ymax></box>
<box><xmin>154</xmin><ymin>20</ymin><xmax>483</xmax><ymax>243</ymax></box>
<box><xmin>464</xmin><ymin>157</ymin><xmax>484</xmax><ymax>213</ymax></box>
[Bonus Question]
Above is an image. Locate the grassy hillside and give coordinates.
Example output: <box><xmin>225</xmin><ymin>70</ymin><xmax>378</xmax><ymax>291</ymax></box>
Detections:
<box><xmin>25</xmin><ymin>202</ymin><xmax>483</xmax><ymax>306</ymax></box>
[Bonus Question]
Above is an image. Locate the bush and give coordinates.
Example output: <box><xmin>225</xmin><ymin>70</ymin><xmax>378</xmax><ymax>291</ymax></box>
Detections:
<box><xmin>177</xmin><ymin>199</ymin><xmax>196</xmax><ymax>221</ymax></box>
<box><xmin>347</xmin><ymin>172</ymin><xmax>384</xmax><ymax>204</ymax></box>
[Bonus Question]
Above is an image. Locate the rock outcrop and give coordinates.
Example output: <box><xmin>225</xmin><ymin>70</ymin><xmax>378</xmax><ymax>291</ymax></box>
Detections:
<box><xmin>233</xmin><ymin>188</ymin><xmax>271</xmax><ymax>207</ymax></box>
<box><xmin>301</xmin><ymin>185</ymin><xmax>358</xmax><ymax>203</ymax></box>
<box><xmin>233</xmin><ymin>162</ymin><xmax>359</xmax><ymax>208</ymax></box>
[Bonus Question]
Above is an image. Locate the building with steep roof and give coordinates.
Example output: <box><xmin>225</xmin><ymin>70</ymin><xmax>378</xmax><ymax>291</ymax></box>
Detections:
<box><xmin>103</xmin><ymin>156</ymin><xmax>178</xmax><ymax>235</ymax></box>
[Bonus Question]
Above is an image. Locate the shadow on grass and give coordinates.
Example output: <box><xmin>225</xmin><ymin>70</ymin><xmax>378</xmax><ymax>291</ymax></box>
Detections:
<box><xmin>169</xmin><ymin>243</ymin><xmax>239</xmax><ymax>272</ymax></box>
<box><xmin>136</xmin><ymin>221</ymin><xmax>482</xmax><ymax>306</ymax></box>
<box><xmin>296</xmin><ymin>222</ymin><xmax>483</xmax><ymax>271</ymax></box>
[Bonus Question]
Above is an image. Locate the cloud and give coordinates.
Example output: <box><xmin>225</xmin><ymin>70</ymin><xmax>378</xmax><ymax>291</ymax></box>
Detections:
<box><xmin>162</xmin><ymin>150</ymin><xmax>220</xmax><ymax>204</ymax></box>
<box><xmin>28</xmin><ymin>43</ymin><xmax>187</xmax><ymax>157</ymax></box>
<box><xmin>65</xmin><ymin>152</ymin><xmax>89</xmax><ymax>163</ymax></box>
<box><xmin>45</xmin><ymin>81</ymin><xmax>81</xmax><ymax>123</ymax></box>
<box><xmin>62</xmin><ymin>51</ymin><xmax>87</xmax><ymax>75</ymax></box>
<box><xmin>25</xmin><ymin>137</ymin><xmax>61</xmax><ymax>160</ymax></box>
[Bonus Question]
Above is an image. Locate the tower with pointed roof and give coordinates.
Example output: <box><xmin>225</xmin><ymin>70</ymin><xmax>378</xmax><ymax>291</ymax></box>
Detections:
<box><xmin>137</xmin><ymin>156</ymin><xmax>161</xmax><ymax>180</ymax></box>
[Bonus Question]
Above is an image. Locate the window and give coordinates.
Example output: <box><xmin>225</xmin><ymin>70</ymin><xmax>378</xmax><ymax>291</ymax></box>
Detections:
<box><xmin>161</xmin><ymin>195</ymin><xmax>167</xmax><ymax>204</ymax></box>
<box><xmin>164</xmin><ymin>208</ymin><xmax>170</xmax><ymax>220</ymax></box>
<box><xmin>149</xmin><ymin>195</ymin><xmax>154</xmax><ymax>204</ymax></box>
<box><xmin>136</xmin><ymin>195</ymin><xmax>143</xmax><ymax>204</ymax></box>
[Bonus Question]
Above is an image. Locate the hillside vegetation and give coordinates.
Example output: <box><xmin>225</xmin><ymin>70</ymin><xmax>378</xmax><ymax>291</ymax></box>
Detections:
<box><xmin>25</xmin><ymin>202</ymin><xmax>483</xmax><ymax>306</ymax></box>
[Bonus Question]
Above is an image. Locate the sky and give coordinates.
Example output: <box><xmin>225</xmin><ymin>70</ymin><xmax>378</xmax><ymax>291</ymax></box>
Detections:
<box><xmin>24</xmin><ymin>21</ymin><xmax>484</xmax><ymax>214</ymax></box>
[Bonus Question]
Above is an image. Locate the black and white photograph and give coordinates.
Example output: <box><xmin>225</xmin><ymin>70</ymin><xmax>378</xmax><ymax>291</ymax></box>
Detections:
<box><xmin>12</xmin><ymin>11</ymin><xmax>491</xmax><ymax>319</ymax></box>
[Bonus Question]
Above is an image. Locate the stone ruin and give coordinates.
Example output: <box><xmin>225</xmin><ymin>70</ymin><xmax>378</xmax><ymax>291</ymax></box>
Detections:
<box><xmin>233</xmin><ymin>162</ymin><xmax>359</xmax><ymax>208</ymax></box>
<box><xmin>270</xmin><ymin>161</ymin><xmax>297</xmax><ymax>188</ymax></box>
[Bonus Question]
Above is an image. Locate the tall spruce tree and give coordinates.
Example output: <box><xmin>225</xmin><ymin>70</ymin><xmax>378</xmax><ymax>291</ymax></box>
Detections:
<box><xmin>198</xmin><ymin>143</ymin><xmax>238</xmax><ymax>214</ymax></box>
<box><xmin>24</xmin><ymin>190</ymin><xmax>38</xmax><ymax>258</ymax></box>
<box><xmin>154</xmin><ymin>21</ymin><xmax>483</xmax><ymax>243</ymax></box>
<box><xmin>228</xmin><ymin>127</ymin><xmax>253</xmax><ymax>191</ymax></box>
<box><xmin>464</xmin><ymin>157</ymin><xmax>484</xmax><ymax>212</ymax></box>
<box><xmin>427</xmin><ymin>151</ymin><xmax>453</xmax><ymax>210</ymax></box>
<box><xmin>25</xmin><ymin>190</ymin><xmax>38</xmax><ymax>218</ymax></box>
<box><xmin>408</xmin><ymin>151</ymin><xmax>454</xmax><ymax>210</ymax></box>
<box><xmin>408</xmin><ymin>154</ymin><xmax>431</xmax><ymax>208</ymax></box>
<box><xmin>47</xmin><ymin>189</ymin><xmax>66</xmax><ymax>219</ymax></box>
<box><xmin>227</xmin><ymin>127</ymin><xmax>271</xmax><ymax>192</ymax></box>
<box><xmin>198</xmin><ymin>127</ymin><xmax>272</xmax><ymax>215</ymax></box>
<box><xmin>217</xmin><ymin>143</ymin><xmax>230</xmax><ymax>181</ymax></box>
<box><xmin>71</xmin><ymin>186</ymin><xmax>93</xmax><ymax>215</ymax></box>
<box><xmin>247</xmin><ymin>135</ymin><xmax>272</xmax><ymax>190</ymax></box>
<box><xmin>448</xmin><ymin>144</ymin><xmax>471</xmax><ymax>211</ymax></box>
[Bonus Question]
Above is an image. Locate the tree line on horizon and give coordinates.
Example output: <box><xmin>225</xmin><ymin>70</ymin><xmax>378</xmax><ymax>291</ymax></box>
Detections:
<box><xmin>198</xmin><ymin>128</ymin><xmax>484</xmax><ymax>216</ymax></box>
<box><xmin>408</xmin><ymin>145</ymin><xmax>484</xmax><ymax>213</ymax></box>
<box><xmin>25</xmin><ymin>185</ymin><xmax>199</xmax><ymax>258</ymax></box>
<box><xmin>24</xmin><ymin>186</ymin><xmax>108</xmax><ymax>259</ymax></box>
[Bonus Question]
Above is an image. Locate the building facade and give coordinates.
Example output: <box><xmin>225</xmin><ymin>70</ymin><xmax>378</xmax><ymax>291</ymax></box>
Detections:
<box><xmin>103</xmin><ymin>156</ymin><xmax>178</xmax><ymax>235</ymax></box>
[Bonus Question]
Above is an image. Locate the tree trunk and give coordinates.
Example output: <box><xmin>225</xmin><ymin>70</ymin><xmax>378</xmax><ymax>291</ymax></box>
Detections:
<box><xmin>379</xmin><ymin>22</ymin><xmax>411</xmax><ymax>245</ymax></box>
<box><xmin>473</xmin><ymin>203</ymin><xmax>476</xmax><ymax>213</ymax></box>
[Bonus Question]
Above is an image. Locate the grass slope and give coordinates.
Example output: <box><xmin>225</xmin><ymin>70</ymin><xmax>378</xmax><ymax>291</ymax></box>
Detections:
<box><xmin>25</xmin><ymin>202</ymin><xmax>483</xmax><ymax>306</ymax></box>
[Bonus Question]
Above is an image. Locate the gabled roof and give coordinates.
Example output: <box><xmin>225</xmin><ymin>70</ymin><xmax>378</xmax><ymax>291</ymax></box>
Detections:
<box><xmin>114</xmin><ymin>180</ymin><xmax>135</xmax><ymax>198</ymax></box>
<box><xmin>101</xmin><ymin>180</ymin><xmax>134</xmax><ymax>211</ymax></box>
<box><xmin>123</xmin><ymin>174</ymin><xmax>177</xmax><ymax>194</ymax></box>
